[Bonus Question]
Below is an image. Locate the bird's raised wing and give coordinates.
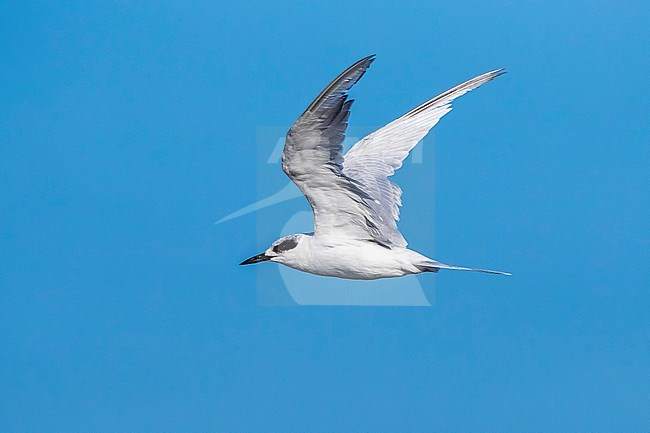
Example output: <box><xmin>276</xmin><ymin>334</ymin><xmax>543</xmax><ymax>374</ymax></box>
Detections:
<box><xmin>343</xmin><ymin>68</ymin><xmax>506</xmax><ymax>247</ymax></box>
<box><xmin>282</xmin><ymin>55</ymin><xmax>399</xmax><ymax>246</ymax></box>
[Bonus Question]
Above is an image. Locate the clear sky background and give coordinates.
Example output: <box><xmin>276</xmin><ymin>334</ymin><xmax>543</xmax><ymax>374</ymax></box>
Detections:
<box><xmin>1</xmin><ymin>1</ymin><xmax>649</xmax><ymax>432</ymax></box>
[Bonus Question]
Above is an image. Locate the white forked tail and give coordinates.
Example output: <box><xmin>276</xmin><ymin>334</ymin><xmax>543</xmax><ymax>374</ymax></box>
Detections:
<box><xmin>421</xmin><ymin>260</ymin><xmax>512</xmax><ymax>276</ymax></box>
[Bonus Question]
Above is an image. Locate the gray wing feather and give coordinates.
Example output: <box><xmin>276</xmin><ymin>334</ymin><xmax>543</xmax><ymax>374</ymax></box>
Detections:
<box><xmin>282</xmin><ymin>55</ymin><xmax>395</xmax><ymax>245</ymax></box>
<box><xmin>343</xmin><ymin>68</ymin><xmax>506</xmax><ymax>247</ymax></box>
<box><xmin>282</xmin><ymin>57</ymin><xmax>505</xmax><ymax>248</ymax></box>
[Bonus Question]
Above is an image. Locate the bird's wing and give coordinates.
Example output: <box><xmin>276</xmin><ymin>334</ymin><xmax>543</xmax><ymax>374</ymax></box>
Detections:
<box><xmin>282</xmin><ymin>55</ymin><xmax>398</xmax><ymax>246</ymax></box>
<box><xmin>343</xmin><ymin>68</ymin><xmax>506</xmax><ymax>247</ymax></box>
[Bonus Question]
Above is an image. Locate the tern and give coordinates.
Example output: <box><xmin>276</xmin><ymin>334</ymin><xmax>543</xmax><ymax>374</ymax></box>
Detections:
<box><xmin>241</xmin><ymin>55</ymin><xmax>510</xmax><ymax>279</ymax></box>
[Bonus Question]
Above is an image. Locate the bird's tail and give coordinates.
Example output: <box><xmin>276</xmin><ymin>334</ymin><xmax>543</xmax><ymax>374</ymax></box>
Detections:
<box><xmin>418</xmin><ymin>259</ymin><xmax>511</xmax><ymax>276</ymax></box>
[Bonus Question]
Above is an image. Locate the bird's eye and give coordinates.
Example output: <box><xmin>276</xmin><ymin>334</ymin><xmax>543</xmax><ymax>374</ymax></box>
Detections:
<box><xmin>273</xmin><ymin>237</ymin><xmax>299</xmax><ymax>254</ymax></box>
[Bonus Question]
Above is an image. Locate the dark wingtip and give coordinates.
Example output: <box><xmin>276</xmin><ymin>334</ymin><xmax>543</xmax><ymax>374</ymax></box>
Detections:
<box><xmin>361</xmin><ymin>54</ymin><xmax>377</xmax><ymax>68</ymax></box>
<box><xmin>351</xmin><ymin>54</ymin><xmax>376</xmax><ymax>71</ymax></box>
<box><xmin>303</xmin><ymin>54</ymin><xmax>378</xmax><ymax>114</ymax></box>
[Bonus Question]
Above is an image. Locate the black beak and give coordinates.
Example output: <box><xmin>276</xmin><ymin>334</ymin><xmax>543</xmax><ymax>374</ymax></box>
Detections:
<box><xmin>239</xmin><ymin>253</ymin><xmax>271</xmax><ymax>266</ymax></box>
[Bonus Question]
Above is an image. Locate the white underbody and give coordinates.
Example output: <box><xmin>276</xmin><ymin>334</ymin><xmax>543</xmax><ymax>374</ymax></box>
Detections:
<box><xmin>265</xmin><ymin>234</ymin><xmax>510</xmax><ymax>280</ymax></box>
<box><xmin>271</xmin><ymin>234</ymin><xmax>434</xmax><ymax>280</ymax></box>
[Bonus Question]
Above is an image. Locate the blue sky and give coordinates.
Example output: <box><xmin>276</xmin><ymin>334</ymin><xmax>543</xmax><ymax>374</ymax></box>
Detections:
<box><xmin>1</xmin><ymin>1</ymin><xmax>649</xmax><ymax>431</ymax></box>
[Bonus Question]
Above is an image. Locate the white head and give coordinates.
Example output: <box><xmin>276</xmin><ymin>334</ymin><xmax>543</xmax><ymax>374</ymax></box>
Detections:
<box><xmin>239</xmin><ymin>234</ymin><xmax>307</xmax><ymax>266</ymax></box>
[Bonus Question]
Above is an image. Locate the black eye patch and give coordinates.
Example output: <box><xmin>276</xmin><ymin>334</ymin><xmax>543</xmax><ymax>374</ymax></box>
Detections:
<box><xmin>273</xmin><ymin>237</ymin><xmax>299</xmax><ymax>253</ymax></box>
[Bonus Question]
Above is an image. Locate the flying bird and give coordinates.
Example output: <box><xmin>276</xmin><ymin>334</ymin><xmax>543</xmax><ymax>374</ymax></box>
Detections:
<box><xmin>241</xmin><ymin>55</ymin><xmax>510</xmax><ymax>279</ymax></box>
